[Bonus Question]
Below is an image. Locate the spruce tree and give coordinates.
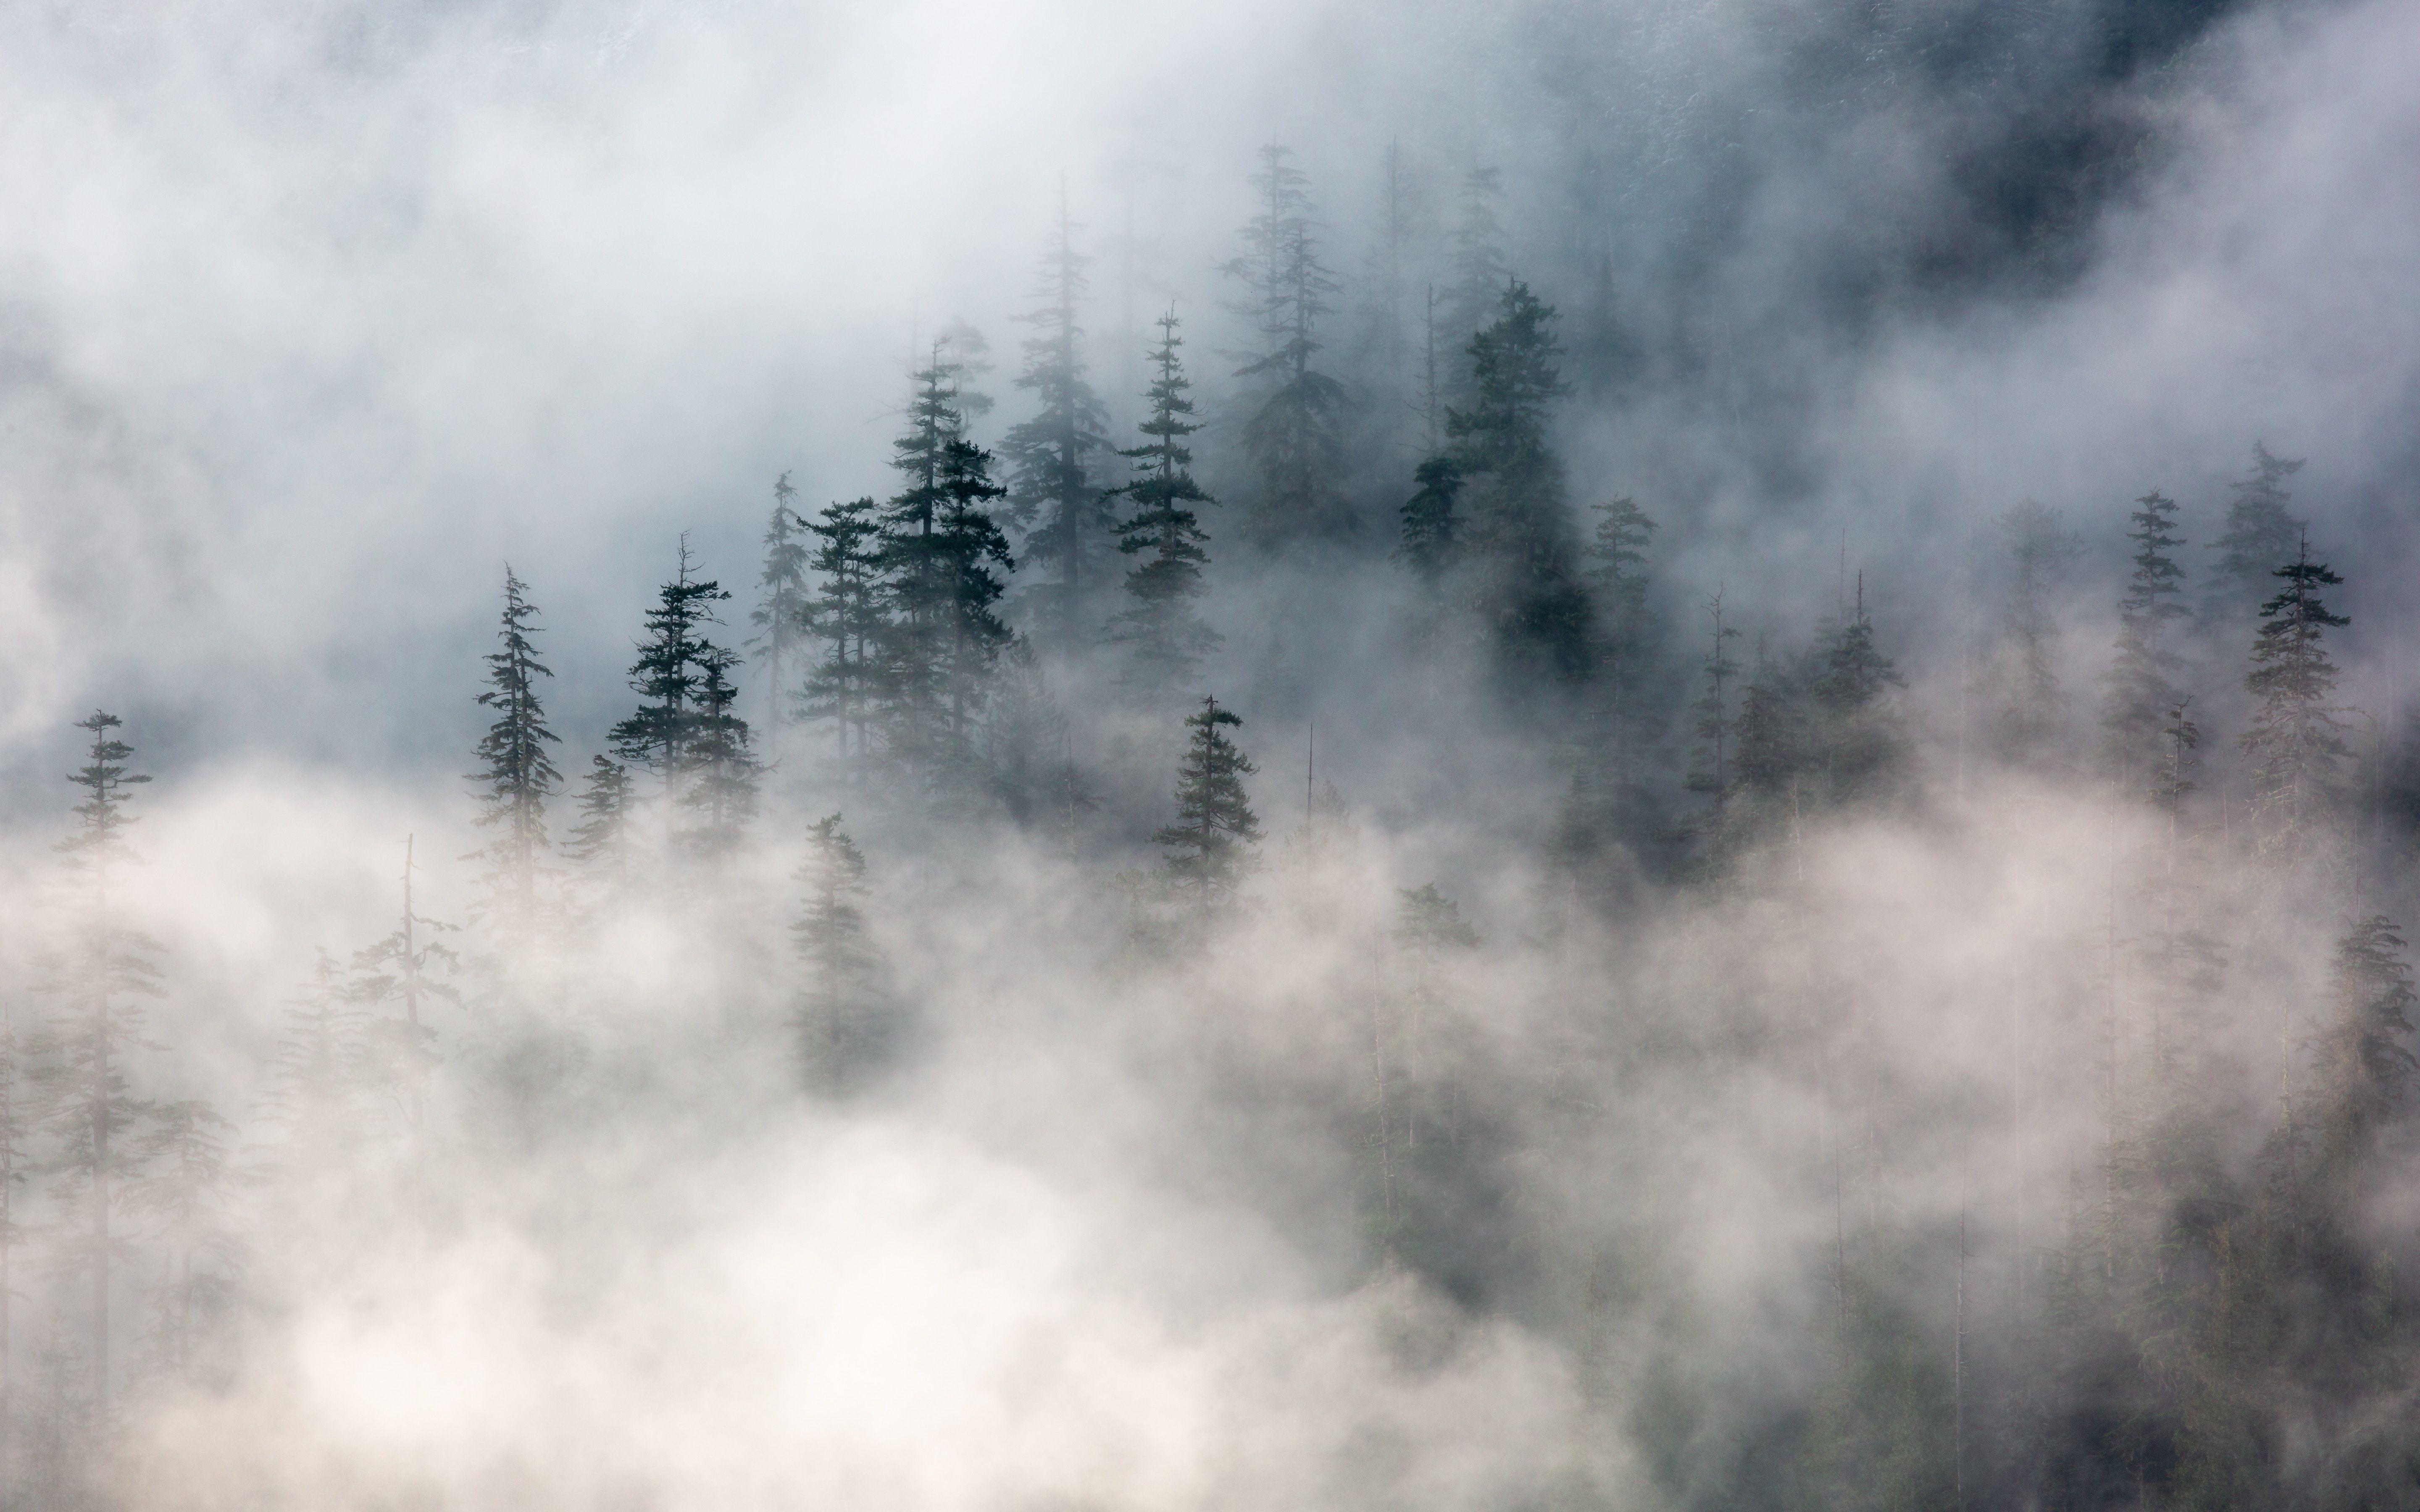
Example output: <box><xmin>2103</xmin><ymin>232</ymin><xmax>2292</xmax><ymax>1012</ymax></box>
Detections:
<box><xmin>749</xmin><ymin>473</ymin><xmax>811</xmax><ymax>755</ymax></box>
<box><xmin>608</xmin><ymin>540</ymin><xmax>722</xmax><ymax>787</ymax></box>
<box><xmin>1397</xmin><ymin>457</ymin><xmax>1463</xmax><ymax>583</ymax></box>
<box><xmin>1733</xmin><ymin>636</ymin><xmax>1806</xmax><ymax>805</ymax></box>
<box><xmin>681</xmin><ymin>635</ymin><xmax>761</xmax><ymax>858</ymax></box>
<box><xmin>467</xmin><ymin>567</ymin><xmax>561</xmax><ymax>943</ymax></box>
<box><xmin>1155</xmin><ymin>696</ymin><xmax>1263</xmax><ymax>907</ymax></box>
<box><xmin>1811</xmin><ymin>584</ymin><xmax>1908</xmax><ymax>806</ymax></box>
<box><xmin>1438</xmin><ymin>166</ymin><xmax>1509</xmax><ymax>391</ymax></box>
<box><xmin>2239</xmin><ymin>536</ymin><xmax>2350</xmax><ymax>853</ymax></box>
<box><xmin>349</xmin><ymin>839</ymin><xmax>457</xmax><ymax>1126</ymax></box>
<box><xmin>799</xmin><ymin>496</ymin><xmax>885</xmax><ymax>776</ymax></box>
<box><xmin>2206</xmin><ymin>442</ymin><xmax>2305</xmax><ymax>625</ymax></box>
<box><xmin>1002</xmin><ymin>196</ymin><xmax>1114</xmax><ymax>652</ymax></box>
<box><xmin>1444</xmin><ymin>280</ymin><xmax>1591</xmax><ymax>676</ymax></box>
<box><xmin>120</xmin><ymin>1098</ymin><xmax>243</xmax><ymax>1382</ymax></box>
<box><xmin>875</xmin><ymin>349</ymin><xmax>1015</xmax><ymax>786</ymax></box>
<box><xmin>1586</xmin><ymin>496</ymin><xmax>1660</xmax><ymax>723</ymax></box>
<box><xmin>792</xmin><ymin>815</ymin><xmax>880</xmax><ymax>1091</ymax></box>
<box><xmin>563</xmin><ymin>755</ymin><xmax>634</xmax><ymax>903</ymax></box>
<box><xmin>262</xmin><ymin>951</ymin><xmax>376</xmax><ymax>1161</ymax></box>
<box><xmin>1988</xmin><ymin>501</ymin><xmax>2081</xmax><ymax>764</ymax></box>
<box><xmin>2101</xmin><ymin>491</ymin><xmax>2191</xmax><ymax>794</ymax></box>
<box><xmin>30</xmin><ymin>712</ymin><xmax>162</xmax><ymax>1431</ymax></box>
<box><xmin>1223</xmin><ymin>146</ymin><xmax>1348</xmax><ymax>548</ymax></box>
<box><xmin>1107</xmin><ymin>307</ymin><xmax>1220</xmax><ymax>700</ymax></box>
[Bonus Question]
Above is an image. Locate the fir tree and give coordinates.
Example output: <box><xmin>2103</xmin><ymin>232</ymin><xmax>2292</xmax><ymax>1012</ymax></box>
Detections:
<box><xmin>563</xmin><ymin>755</ymin><xmax>635</xmax><ymax>903</ymax></box>
<box><xmin>119</xmin><ymin>1098</ymin><xmax>244</xmax><ymax>1383</ymax></box>
<box><xmin>261</xmin><ymin>951</ymin><xmax>376</xmax><ymax>1160</ymax></box>
<box><xmin>1223</xmin><ymin>145</ymin><xmax>1349</xmax><ymax>548</ymax></box>
<box><xmin>799</xmin><ymin>496</ymin><xmax>885</xmax><ymax>777</ymax></box>
<box><xmin>1155</xmin><ymin>696</ymin><xmax>1263</xmax><ymax>906</ymax></box>
<box><xmin>1002</xmin><ymin>195</ymin><xmax>1114</xmax><ymax>651</ymax></box>
<box><xmin>1734</xmin><ymin>636</ymin><xmax>1806</xmax><ymax>803</ymax></box>
<box><xmin>608</xmin><ymin>540</ymin><xmax>723</xmax><ymax>785</ymax></box>
<box><xmin>1397</xmin><ymin>456</ymin><xmax>1463</xmax><ymax>583</ymax></box>
<box><xmin>1685</xmin><ymin>591</ymin><xmax>1743</xmax><ymax>814</ymax></box>
<box><xmin>28</xmin><ymin>711</ymin><xmax>162</xmax><ymax>1432</ymax></box>
<box><xmin>749</xmin><ymin>473</ymin><xmax>811</xmax><ymax>755</ymax></box>
<box><xmin>2205</xmin><ymin>442</ymin><xmax>2305</xmax><ymax>625</ymax></box>
<box><xmin>467</xmin><ymin>567</ymin><xmax>561</xmax><ymax>942</ymax></box>
<box><xmin>2101</xmin><ymin>491</ymin><xmax>2192</xmax><ymax>794</ymax></box>
<box><xmin>792</xmin><ymin>815</ymin><xmax>881</xmax><ymax>1092</ymax></box>
<box><xmin>1445</xmin><ymin>280</ymin><xmax>1591</xmax><ymax>676</ymax></box>
<box><xmin>680</xmin><ymin>635</ymin><xmax>761</xmax><ymax>858</ymax></box>
<box><xmin>1107</xmin><ymin>307</ymin><xmax>1220</xmax><ymax>700</ymax></box>
<box><xmin>1438</xmin><ymin>166</ymin><xmax>1509</xmax><ymax>398</ymax></box>
<box><xmin>2239</xmin><ymin>537</ymin><xmax>2351</xmax><ymax>855</ymax></box>
<box><xmin>1988</xmin><ymin>501</ymin><xmax>2081</xmax><ymax>764</ymax></box>
<box><xmin>1586</xmin><ymin>495</ymin><xmax>1660</xmax><ymax>723</ymax></box>
<box><xmin>349</xmin><ymin>838</ymin><xmax>456</xmax><ymax>1127</ymax></box>
<box><xmin>1812</xmin><ymin>583</ymin><xmax>1908</xmax><ymax>806</ymax></box>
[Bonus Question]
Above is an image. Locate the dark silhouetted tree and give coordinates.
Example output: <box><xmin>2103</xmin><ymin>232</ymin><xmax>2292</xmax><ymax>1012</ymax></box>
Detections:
<box><xmin>1812</xmin><ymin>583</ymin><xmax>1908</xmax><ymax>806</ymax></box>
<box><xmin>2101</xmin><ymin>491</ymin><xmax>2191</xmax><ymax>794</ymax></box>
<box><xmin>1397</xmin><ymin>456</ymin><xmax>1462</xmax><ymax>584</ymax></box>
<box><xmin>799</xmin><ymin>496</ymin><xmax>885</xmax><ymax>777</ymax></box>
<box><xmin>1224</xmin><ymin>146</ymin><xmax>1348</xmax><ymax>547</ymax></box>
<box><xmin>793</xmin><ymin>815</ymin><xmax>881</xmax><ymax>1092</ymax></box>
<box><xmin>1686</xmin><ymin>591</ymin><xmax>1742</xmax><ymax>816</ymax></box>
<box><xmin>1003</xmin><ymin>195</ymin><xmax>1114</xmax><ymax>651</ymax></box>
<box><xmin>750</xmin><ymin>473</ymin><xmax>811</xmax><ymax>756</ymax></box>
<box><xmin>2205</xmin><ymin>442</ymin><xmax>2304</xmax><ymax>627</ymax></box>
<box><xmin>1155</xmin><ymin>696</ymin><xmax>1263</xmax><ymax>907</ymax></box>
<box><xmin>1108</xmin><ymin>308</ymin><xmax>1219</xmax><ymax>700</ymax></box>
<box><xmin>467</xmin><ymin>567</ymin><xmax>560</xmax><ymax>942</ymax></box>
<box><xmin>2240</xmin><ymin>537</ymin><xmax>2350</xmax><ymax>855</ymax></box>
<box><xmin>563</xmin><ymin>755</ymin><xmax>634</xmax><ymax>905</ymax></box>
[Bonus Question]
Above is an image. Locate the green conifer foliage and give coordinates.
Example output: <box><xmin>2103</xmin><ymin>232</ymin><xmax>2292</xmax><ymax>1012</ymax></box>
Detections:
<box><xmin>792</xmin><ymin>815</ymin><xmax>882</xmax><ymax>1092</ymax></box>
<box><xmin>1224</xmin><ymin>145</ymin><xmax>1349</xmax><ymax>548</ymax></box>
<box><xmin>609</xmin><ymin>541</ymin><xmax>723</xmax><ymax>781</ymax></box>
<box><xmin>468</xmin><ymin>567</ymin><xmax>561</xmax><ymax>942</ymax></box>
<box><xmin>2206</xmin><ymin>442</ymin><xmax>2305</xmax><ymax>624</ymax></box>
<box><xmin>1396</xmin><ymin>457</ymin><xmax>1463</xmax><ymax>583</ymax></box>
<box><xmin>1108</xmin><ymin>308</ymin><xmax>1219</xmax><ymax>700</ymax></box>
<box><xmin>799</xmin><ymin>496</ymin><xmax>885</xmax><ymax>775</ymax></box>
<box><xmin>1155</xmin><ymin>696</ymin><xmax>1264</xmax><ymax>906</ymax></box>
<box><xmin>2102</xmin><ymin>491</ymin><xmax>2191</xmax><ymax>793</ymax></box>
<box><xmin>29</xmin><ymin>711</ymin><xmax>162</xmax><ymax>1430</ymax></box>
<box><xmin>1002</xmin><ymin>197</ymin><xmax>1114</xmax><ymax>651</ymax></box>
<box><xmin>2240</xmin><ymin>538</ymin><xmax>2350</xmax><ymax>853</ymax></box>
<box><xmin>749</xmin><ymin>473</ymin><xmax>812</xmax><ymax>753</ymax></box>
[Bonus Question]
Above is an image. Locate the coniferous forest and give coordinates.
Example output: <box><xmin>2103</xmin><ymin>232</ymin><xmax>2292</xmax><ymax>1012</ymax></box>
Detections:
<box><xmin>5</xmin><ymin>0</ymin><xmax>2420</xmax><ymax>1507</ymax></box>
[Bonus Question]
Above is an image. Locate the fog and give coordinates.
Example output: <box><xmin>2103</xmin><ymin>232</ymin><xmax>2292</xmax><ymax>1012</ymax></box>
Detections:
<box><xmin>4</xmin><ymin>0</ymin><xmax>2419</xmax><ymax>1506</ymax></box>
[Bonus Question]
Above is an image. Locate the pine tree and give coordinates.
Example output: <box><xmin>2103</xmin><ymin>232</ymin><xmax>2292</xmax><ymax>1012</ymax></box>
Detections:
<box><xmin>1812</xmin><ymin>583</ymin><xmax>1908</xmax><ymax>806</ymax></box>
<box><xmin>681</xmin><ymin>635</ymin><xmax>761</xmax><ymax>858</ymax></box>
<box><xmin>1989</xmin><ymin>501</ymin><xmax>2081</xmax><ymax>764</ymax></box>
<box><xmin>608</xmin><ymin>540</ymin><xmax>723</xmax><ymax>787</ymax></box>
<box><xmin>467</xmin><ymin>567</ymin><xmax>561</xmax><ymax>943</ymax></box>
<box><xmin>1107</xmin><ymin>307</ymin><xmax>1220</xmax><ymax>700</ymax></box>
<box><xmin>563</xmin><ymin>755</ymin><xmax>634</xmax><ymax>903</ymax></box>
<box><xmin>1685</xmin><ymin>591</ymin><xmax>1743</xmax><ymax>814</ymax></box>
<box><xmin>749</xmin><ymin>473</ymin><xmax>812</xmax><ymax>756</ymax></box>
<box><xmin>2205</xmin><ymin>443</ymin><xmax>2305</xmax><ymax>625</ymax></box>
<box><xmin>1155</xmin><ymin>696</ymin><xmax>1263</xmax><ymax>907</ymax></box>
<box><xmin>2101</xmin><ymin>491</ymin><xmax>2192</xmax><ymax>794</ymax></box>
<box><xmin>28</xmin><ymin>711</ymin><xmax>162</xmax><ymax>1432</ymax></box>
<box><xmin>875</xmin><ymin>350</ymin><xmax>1015</xmax><ymax>787</ymax></box>
<box><xmin>1223</xmin><ymin>145</ymin><xmax>1348</xmax><ymax>548</ymax></box>
<box><xmin>799</xmin><ymin>496</ymin><xmax>886</xmax><ymax>777</ymax></box>
<box><xmin>792</xmin><ymin>815</ymin><xmax>881</xmax><ymax>1092</ymax></box>
<box><xmin>1002</xmin><ymin>194</ymin><xmax>1114</xmax><ymax>652</ymax></box>
<box><xmin>119</xmin><ymin>1098</ymin><xmax>244</xmax><ymax>1383</ymax></box>
<box><xmin>1445</xmin><ymin>280</ymin><xmax>1591</xmax><ymax>676</ymax></box>
<box><xmin>2239</xmin><ymin>537</ymin><xmax>2350</xmax><ymax>854</ymax></box>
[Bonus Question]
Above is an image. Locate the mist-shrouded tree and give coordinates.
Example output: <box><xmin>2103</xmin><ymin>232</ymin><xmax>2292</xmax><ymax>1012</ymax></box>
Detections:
<box><xmin>609</xmin><ymin>540</ymin><xmax>723</xmax><ymax>790</ymax></box>
<box><xmin>1684</xmin><ymin>590</ymin><xmax>1742</xmax><ymax>817</ymax></box>
<box><xmin>1397</xmin><ymin>456</ymin><xmax>1462</xmax><ymax>585</ymax></box>
<box><xmin>876</xmin><ymin>349</ymin><xmax>1017</xmax><ymax>789</ymax></box>
<box><xmin>1107</xmin><ymin>307</ymin><xmax>1220</xmax><ymax>701</ymax></box>
<box><xmin>792</xmin><ymin>814</ymin><xmax>884</xmax><ymax>1092</ymax></box>
<box><xmin>1224</xmin><ymin>145</ymin><xmax>1349</xmax><ymax>549</ymax></box>
<box><xmin>1002</xmin><ymin>196</ymin><xmax>1115</xmax><ymax>652</ymax></box>
<box><xmin>1155</xmin><ymin>696</ymin><xmax>1263</xmax><ymax>908</ymax></box>
<box><xmin>262</xmin><ymin>950</ymin><xmax>377</xmax><ymax>1163</ymax></box>
<box><xmin>563</xmin><ymin>755</ymin><xmax>634</xmax><ymax>906</ymax></box>
<box><xmin>681</xmin><ymin>636</ymin><xmax>762</xmax><ymax>858</ymax></box>
<box><xmin>349</xmin><ymin>839</ymin><xmax>457</xmax><ymax>1127</ymax></box>
<box><xmin>467</xmin><ymin>567</ymin><xmax>561</xmax><ymax>943</ymax></box>
<box><xmin>1986</xmin><ymin>500</ymin><xmax>2081</xmax><ymax>765</ymax></box>
<box><xmin>2204</xmin><ymin>442</ymin><xmax>2305</xmax><ymax>629</ymax></box>
<box><xmin>1444</xmin><ymin>280</ymin><xmax>1591</xmax><ymax>677</ymax></box>
<box><xmin>2239</xmin><ymin>537</ymin><xmax>2351</xmax><ymax>855</ymax></box>
<box><xmin>749</xmin><ymin>473</ymin><xmax>811</xmax><ymax>756</ymax></box>
<box><xmin>28</xmin><ymin>711</ymin><xmax>163</xmax><ymax>1432</ymax></box>
<box><xmin>1438</xmin><ymin>166</ymin><xmax>1508</xmax><ymax>401</ymax></box>
<box><xmin>1734</xmin><ymin>635</ymin><xmax>1808</xmax><ymax>808</ymax></box>
<box><xmin>120</xmin><ymin>1098</ymin><xmax>244</xmax><ymax>1384</ymax></box>
<box><xmin>1811</xmin><ymin>584</ymin><xmax>1908</xmax><ymax>806</ymax></box>
<box><xmin>983</xmin><ymin>635</ymin><xmax>1071</xmax><ymax>822</ymax></box>
<box><xmin>1585</xmin><ymin>495</ymin><xmax>1660</xmax><ymax>730</ymax></box>
<box><xmin>799</xmin><ymin>496</ymin><xmax>885</xmax><ymax>778</ymax></box>
<box><xmin>2101</xmin><ymin>491</ymin><xmax>2192</xmax><ymax>793</ymax></box>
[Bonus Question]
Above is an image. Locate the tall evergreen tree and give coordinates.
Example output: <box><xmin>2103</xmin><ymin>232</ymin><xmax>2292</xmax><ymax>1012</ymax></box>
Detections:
<box><xmin>1108</xmin><ymin>308</ymin><xmax>1220</xmax><ymax>701</ymax></box>
<box><xmin>467</xmin><ymin>567</ymin><xmax>561</xmax><ymax>942</ymax></box>
<box><xmin>350</xmin><ymin>838</ymin><xmax>456</xmax><ymax>1126</ymax></box>
<box><xmin>798</xmin><ymin>496</ymin><xmax>886</xmax><ymax>777</ymax></box>
<box><xmin>261</xmin><ymin>951</ymin><xmax>376</xmax><ymax>1161</ymax></box>
<box><xmin>1988</xmin><ymin>501</ymin><xmax>2081</xmax><ymax>764</ymax></box>
<box><xmin>1812</xmin><ymin>584</ymin><xmax>1908</xmax><ymax>806</ymax></box>
<box><xmin>1224</xmin><ymin>145</ymin><xmax>1348</xmax><ymax>548</ymax></box>
<box><xmin>1685</xmin><ymin>591</ymin><xmax>1742</xmax><ymax>814</ymax></box>
<box><xmin>609</xmin><ymin>540</ymin><xmax>722</xmax><ymax>785</ymax></box>
<box><xmin>1438</xmin><ymin>166</ymin><xmax>1509</xmax><ymax>400</ymax></box>
<box><xmin>29</xmin><ymin>712</ymin><xmax>161</xmax><ymax>1431</ymax></box>
<box><xmin>563</xmin><ymin>755</ymin><xmax>634</xmax><ymax>903</ymax></box>
<box><xmin>792</xmin><ymin>815</ymin><xmax>881</xmax><ymax>1092</ymax></box>
<box><xmin>2239</xmin><ymin>537</ymin><xmax>2351</xmax><ymax>854</ymax></box>
<box><xmin>1002</xmin><ymin>195</ymin><xmax>1114</xmax><ymax>651</ymax></box>
<box><xmin>876</xmin><ymin>350</ymin><xmax>1016</xmax><ymax>787</ymax></box>
<box><xmin>1586</xmin><ymin>496</ymin><xmax>1660</xmax><ymax>715</ymax></box>
<box><xmin>681</xmin><ymin>635</ymin><xmax>761</xmax><ymax>857</ymax></box>
<box><xmin>1155</xmin><ymin>696</ymin><xmax>1264</xmax><ymax>907</ymax></box>
<box><xmin>2101</xmin><ymin>491</ymin><xmax>2192</xmax><ymax>794</ymax></box>
<box><xmin>1444</xmin><ymin>280</ymin><xmax>1591</xmax><ymax>676</ymax></box>
<box><xmin>749</xmin><ymin>473</ymin><xmax>811</xmax><ymax>755</ymax></box>
<box><xmin>1397</xmin><ymin>457</ymin><xmax>1463</xmax><ymax>584</ymax></box>
<box><xmin>2205</xmin><ymin>442</ymin><xmax>2305</xmax><ymax>627</ymax></box>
